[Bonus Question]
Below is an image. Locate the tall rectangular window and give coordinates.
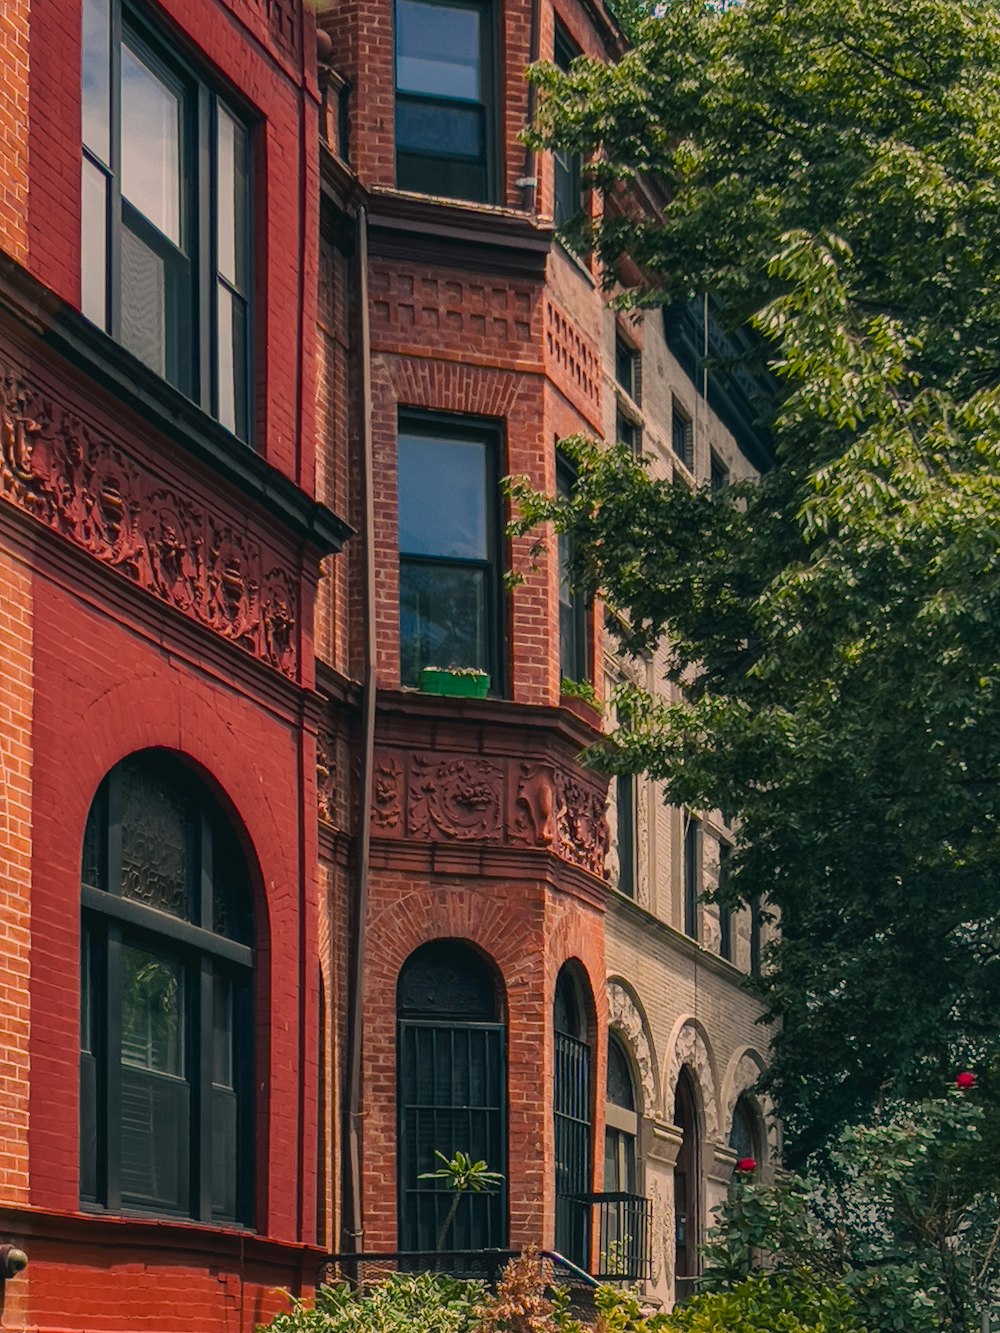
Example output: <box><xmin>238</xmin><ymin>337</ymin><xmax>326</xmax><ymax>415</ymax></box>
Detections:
<box><xmin>672</xmin><ymin>400</ymin><xmax>693</xmax><ymax>470</ymax></box>
<box><xmin>557</xmin><ymin>454</ymin><xmax>587</xmax><ymax>683</ymax></box>
<box><xmin>616</xmin><ymin>775</ymin><xmax>637</xmax><ymax>899</ymax></box>
<box><xmin>553</xmin><ymin>25</ymin><xmax>583</xmax><ymax>229</ymax></box>
<box><xmin>718</xmin><ymin>842</ymin><xmax>733</xmax><ymax>961</ymax></box>
<box><xmin>615</xmin><ymin>337</ymin><xmax>639</xmax><ymax>404</ymax></box>
<box><xmin>395</xmin><ymin>0</ymin><xmax>495</xmax><ymax>203</ymax></box>
<box><xmin>684</xmin><ymin>814</ymin><xmax>700</xmax><ymax>939</ymax></box>
<box><xmin>81</xmin><ymin>0</ymin><xmax>252</xmax><ymax>440</ymax></box>
<box><xmin>398</xmin><ymin>416</ymin><xmax>501</xmax><ymax>687</ymax></box>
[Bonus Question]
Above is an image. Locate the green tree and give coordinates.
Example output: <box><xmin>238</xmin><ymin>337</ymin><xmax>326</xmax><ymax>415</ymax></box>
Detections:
<box><xmin>517</xmin><ymin>0</ymin><xmax>1000</xmax><ymax>1162</ymax></box>
<box><xmin>699</xmin><ymin>1089</ymin><xmax>1000</xmax><ymax>1333</ymax></box>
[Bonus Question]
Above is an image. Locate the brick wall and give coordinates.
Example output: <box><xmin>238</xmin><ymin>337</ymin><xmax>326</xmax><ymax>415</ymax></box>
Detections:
<box><xmin>0</xmin><ymin>0</ymin><xmax>29</xmax><ymax>264</ymax></box>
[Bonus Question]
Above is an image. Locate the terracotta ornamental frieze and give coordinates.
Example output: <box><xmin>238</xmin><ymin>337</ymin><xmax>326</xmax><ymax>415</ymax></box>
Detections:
<box><xmin>0</xmin><ymin>370</ymin><xmax>299</xmax><ymax>677</ymax></box>
<box><xmin>372</xmin><ymin>748</ymin><xmax>610</xmax><ymax>878</ymax></box>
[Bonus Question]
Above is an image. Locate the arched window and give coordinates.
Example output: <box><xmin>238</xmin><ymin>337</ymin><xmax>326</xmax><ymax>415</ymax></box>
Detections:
<box><xmin>729</xmin><ymin>1094</ymin><xmax>762</xmax><ymax>1173</ymax></box>
<box><xmin>673</xmin><ymin>1069</ymin><xmax>700</xmax><ymax>1302</ymax></box>
<box><xmin>80</xmin><ymin>751</ymin><xmax>253</xmax><ymax>1224</ymax></box>
<box><xmin>554</xmin><ymin>965</ymin><xmax>592</xmax><ymax>1267</ymax></box>
<box><xmin>397</xmin><ymin>941</ymin><xmax>506</xmax><ymax>1251</ymax></box>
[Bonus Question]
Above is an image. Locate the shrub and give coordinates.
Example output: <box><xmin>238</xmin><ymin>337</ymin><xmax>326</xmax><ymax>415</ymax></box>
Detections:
<box><xmin>660</xmin><ymin>1273</ymin><xmax>868</xmax><ymax>1333</ymax></box>
<box><xmin>259</xmin><ymin>1270</ymin><xmax>486</xmax><ymax>1333</ymax></box>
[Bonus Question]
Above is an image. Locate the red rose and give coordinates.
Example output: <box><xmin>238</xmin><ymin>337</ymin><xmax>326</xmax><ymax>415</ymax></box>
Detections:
<box><xmin>956</xmin><ymin>1071</ymin><xmax>976</xmax><ymax>1090</ymax></box>
<box><xmin>736</xmin><ymin>1157</ymin><xmax>757</xmax><ymax>1173</ymax></box>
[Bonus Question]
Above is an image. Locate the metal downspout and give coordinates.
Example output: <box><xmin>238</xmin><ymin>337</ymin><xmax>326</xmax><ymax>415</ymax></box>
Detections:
<box><xmin>344</xmin><ymin>203</ymin><xmax>375</xmax><ymax>1255</ymax></box>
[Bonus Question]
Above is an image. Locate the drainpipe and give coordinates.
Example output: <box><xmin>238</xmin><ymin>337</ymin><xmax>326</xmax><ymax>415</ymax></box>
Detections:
<box><xmin>344</xmin><ymin>203</ymin><xmax>375</xmax><ymax>1255</ymax></box>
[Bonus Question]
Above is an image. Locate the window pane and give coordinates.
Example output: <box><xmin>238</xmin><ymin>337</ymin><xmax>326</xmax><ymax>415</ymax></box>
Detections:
<box><xmin>82</xmin><ymin>159</ymin><xmax>109</xmax><ymax>329</ymax></box>
<box><xmin>212</xmin><ymin>973</ymin><xmax>234</xmax><ymax>1089</ymax></box>
<box><xmin>119</xmin><ymin>755</ymin><xmax>192</xmax><ymax>920</ymax></box>
<box><xmin>396</xmin><ymin>0</ymin><xmax>481</xmax><ymax>100</ymax></box>
<box><xmin>82</xmin><ymin>0</ymin><xmax>111</xmax><ymax>163</ymax></box>
<box><xmin>399</xmin><ymin>433</ymin><xmax>488</xmax><ymax>558</ymax></box>
<box><xmin>400</xmin><ymin>561</ymin><xmax>488</xmax><ymax>682</ymax></box>
<box><xmin>120</xmin><ymin>945</ymin><xmax>184</xmax><ymax>1075</ymax></box>
<box><xmin>216</xmin><ymin>108</ymin><xmax>249</xmax><ymax>291</ymax></box>
<box><xmin>212</xmin><ymin>1086</ymin><xmax>238</xmax><ymax>1219</ymax></box>
<box><xmin>120</xmin><ymin>1068</ymin><xmax>190</xmax><ymax>1211</ymax></box>
<box><xmin>216</xmin><ymin>283</ymin><xmax>248</xmax><ymax>439</ymax></box>
<box><xmin>120</xmin><ymin>222</ymin><xmax>169</xmax><ymax>377</ymax></box>
<box><xmin>121</xmin><ymin>43</ymin><xmax>182</xmax><ymax>244</ymax></box>
<box><xmin>396</xmin><ymin>97</ymin><xmax>484</xmax><ymax>160</ymax></box>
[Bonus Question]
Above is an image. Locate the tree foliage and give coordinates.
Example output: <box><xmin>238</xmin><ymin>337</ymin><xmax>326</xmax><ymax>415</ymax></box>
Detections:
<box><xmin>519</xmin><ymin>0</ymin><xmax>1000</xmax><ymax>1160</ymax></box>
<box><xmin>701</xmin><ymin>1090</ymin><xmax>1000</xmax><ymax>1332</ymax></box>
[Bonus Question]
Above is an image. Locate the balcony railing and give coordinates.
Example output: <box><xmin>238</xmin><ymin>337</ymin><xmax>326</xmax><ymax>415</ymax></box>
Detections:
<box><xmin>571</xmin><ymin>1192</ymin><xmax>653</xmax><ymax>1283</ymax></box>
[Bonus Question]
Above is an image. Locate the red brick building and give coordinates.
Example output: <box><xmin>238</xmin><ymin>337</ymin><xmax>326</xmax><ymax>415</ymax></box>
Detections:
<box><xmin>0</xmin><ymin>0</ymin><xmax>775</xmax><ymax>1326</ymax></box>
<box><xmin>0</xmin><ymin>0</ymin><xmax>349</xmax><ymax>1327</ymax></box>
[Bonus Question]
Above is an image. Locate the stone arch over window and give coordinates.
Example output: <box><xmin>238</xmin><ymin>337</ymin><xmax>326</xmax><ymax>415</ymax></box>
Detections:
<box><xmin>606</xmin><ymin>978</ymin><xmax>657</xmax><ymax>1114</ymax></box>
<box><xmin>664</xmin><ymin>1018</ymin><xmax>720</xmax><ymax>1140</ymax></box>
<box><xmin>722</xmin><ymin>1046</ymin><xmax>778</xmax><ymax>1169</ymax></box>
<box><xmin>554</xmin><ymin>959</ymin><xmax>595</xmax><ymax>1267</ymax></box>
<box><xmin>80</xmin><ymin>749</ymin><xmax>255</xmax><ymax>1224</ymax></box>
<box><xmin>396</xmin><ymin>939</ymin><xmax>507</xmax><ymax>1251</ymax></box>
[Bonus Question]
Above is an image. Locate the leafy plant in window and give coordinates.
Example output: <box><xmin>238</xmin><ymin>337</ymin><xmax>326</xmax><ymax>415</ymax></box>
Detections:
<box><xmin>418</xmin><ymin>1150</ymin><xmax>505</xmax><ymax>1251</ymax></box>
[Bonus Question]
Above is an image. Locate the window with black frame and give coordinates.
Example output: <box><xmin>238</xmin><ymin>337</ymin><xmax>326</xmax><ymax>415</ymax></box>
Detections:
<box><xmin>557</xmin><ymin>453</ymin><xmax>587</xmax><ymax>683</ymax></box>
<box><xmin>673</xmin><ymin>1069</ymin><xmax>700</xmax><ymax>1302</ymax></box>
<box><xmin>615</xmin><ymin>775</ymin><xmax>637</xmax><ymax>899</ymax></box>
<box><xmin>81</xmin><ymin>0</ymin><xmax>252</xmax><ymax>440</ymax></box>
<box><xmin>394</xmin><ymin>0</ymin><xmax>495</xmax><ymax>203</ymax></box>
<box><xmin>718</xmin><ymin>841</ymin><xmax>733</xmax><ymax>961</ymax></box>
<box><xmin>398</xmin><ymin>415</ymin><xmax>502</xmax><ymax>688</ymax></box>
<box><xmin>684</xmin><ymin>813</ymin><xmax>701</xmax><ymax>939</ymax></box>
<box><xmin>396</xmin><ymin>942</ymin><xmax>507</xmax><ymax>1252</ymax></box>
<box><xmin>554</xmin><ymin>966</ymin><xmax>592</xmax><ymax>1269</ymax></box>
<box><xmin>80</xmin><ymin>751</ymin><xmax>253</xmax><ymax>1225</ymax></box>
<box><xmin>553</xmin><ymin>25</ymin><xmax>583</xmax><ymax>229</ymax></box>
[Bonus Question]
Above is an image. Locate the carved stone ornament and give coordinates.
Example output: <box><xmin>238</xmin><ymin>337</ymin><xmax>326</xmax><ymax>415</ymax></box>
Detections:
<box><xmin>371</xmin><ymin>747</ymin><xmax>610</xmax><ymax>880</ymax></box>
<box><xmin>555</xmin><ymin>769</ymin><xmax>610</xmax><ymax>877</ymax></box>
<box><xmin>316</xmin><ymin>730</ymin><xmax>337</xmax><ymax>826</ymax></box>
<box><xmin>607</xmin><ymin>981</ymin><xmax>657</xmax><ymax>1113</ymax></box>
<box><xmin>371</xmin><ymin>755</ymin><xmax>403</xmax><ymax>830</ymax></box>
<box><xmin>512</xmin><ymin>762</ymin><xmax>558</xmax><ymax>847</ymax></box>
<box><xmin>409</xmin><ymin>756</ymin><xmax>503</xmax><ymax>842</ymax></box>
<box><xmin>0</xmin><ymin>371</ymin><xmax>299</xmax><ymax>677</ymax></box>
<box><xmin>667</xmin><ymin>1024</ymin><xmax>719</xmax><ymax>1140</ymax></box>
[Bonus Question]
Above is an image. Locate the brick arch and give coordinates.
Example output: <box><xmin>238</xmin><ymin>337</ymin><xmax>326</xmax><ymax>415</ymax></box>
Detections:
<box><xmin>387</xmin><ymin>356</ymin><xmax>531</xmax><ymax>422</ymax></box>
<box><xmin>30</xmin><ymin>656</ymin><xmax>309</xmax><ymax>1226</ymax></box>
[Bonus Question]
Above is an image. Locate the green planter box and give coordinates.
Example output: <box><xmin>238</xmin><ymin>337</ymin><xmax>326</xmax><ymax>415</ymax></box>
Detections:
<box><xmin>419</xmin><ymin>668</ymin><xmax>490</xmax><ymax>699</ymax></box>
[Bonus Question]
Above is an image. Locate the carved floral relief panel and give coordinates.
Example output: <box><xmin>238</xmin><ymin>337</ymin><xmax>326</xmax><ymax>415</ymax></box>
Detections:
<box><xmin>0</xmin><ymin>369</ymin><xmax>299</xmax><ymax>678</ymax></box>
<box><xmin>373</xmin><ymin>747</ymin><xmax>609</xmax><ymax>878</ymax></box>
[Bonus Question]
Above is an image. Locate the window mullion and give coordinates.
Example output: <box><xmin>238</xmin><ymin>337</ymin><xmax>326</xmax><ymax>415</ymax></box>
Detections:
<box><xmin>193</xmin><ymin>957</ymin><xmax>214</xmax><ymax>1222</ymax></box>
<box><xmin>198</xmin><ymin>84</ymin><xmax>214</xmax><ymax>416</ymax></box>
<box><xmin>105</xmin><ymin>924</ymin><xmax>123</xmax><ymax>1211</ymax></box>
<box><xmin>108</xmin><ymin>3</ymin><xmax>123</xmax><ymax>343</ymax></box>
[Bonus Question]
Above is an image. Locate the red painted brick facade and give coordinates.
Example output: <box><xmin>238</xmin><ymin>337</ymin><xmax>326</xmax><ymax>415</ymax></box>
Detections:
<box><xmin>0</xmin><ymin>0</ymin><xmax>342</xmax><ymax>1326</ymax></box>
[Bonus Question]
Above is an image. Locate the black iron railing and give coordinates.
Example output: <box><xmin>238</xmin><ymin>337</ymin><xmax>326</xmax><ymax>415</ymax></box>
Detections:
<box><xmin>590</xmin><ymin>1192</ymin><xmax>653</xmax><ymax>1282</ymax></box>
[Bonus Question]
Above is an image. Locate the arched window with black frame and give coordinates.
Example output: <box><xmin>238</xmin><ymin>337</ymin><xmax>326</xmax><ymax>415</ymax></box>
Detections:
<box><xmin>80</xmin><ymin>750</ymin><xmax>254</xmax><ymax>1224</ymax></box>
<box><xmin>554</xmin><ymin>964</ymin><xmax>592</xmax><ymax>1268</ymax></box>
<box><xmin>729</xmin><ymin>1094</ymin><xmax>763</xmax><ymax>1182</ymax></box>
<box><xmin>673</xmin><ymin>1069</ymin><xmax>700</xmax><ymax>1303</ymax></box>
<box><xmin>397</xmin><ymin>941</ymin><xmax>507</xmax><ymax>1252</ymax></box>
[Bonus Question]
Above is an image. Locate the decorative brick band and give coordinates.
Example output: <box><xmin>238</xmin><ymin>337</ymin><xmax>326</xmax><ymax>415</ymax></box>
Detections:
<box><xmin>371</xmin><ymin>747</ymin><xmax>610</xmax><ymax>879</ymax></box>
<box><xmin>0</xmin><ymin>369</ymin><xmax>299</xmax><ymax>678</ymax></box>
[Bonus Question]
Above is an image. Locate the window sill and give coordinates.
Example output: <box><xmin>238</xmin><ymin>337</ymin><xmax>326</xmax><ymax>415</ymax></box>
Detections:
<box><xmin>41</xmin><ymin>296</ymin><xmax>352</xmax><ymax>557</ymax></box>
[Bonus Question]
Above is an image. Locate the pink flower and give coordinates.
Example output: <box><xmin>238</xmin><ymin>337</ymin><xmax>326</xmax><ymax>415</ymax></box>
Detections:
<box><xmin>736</xmin><ymin>1157</ymin><xmax>757</xmax><ymax>1173</ymax></box>
<box><xmin>956</xmin><ymin>1071</ymin><xmax>976</xmax><ymax>1090</ymax></box>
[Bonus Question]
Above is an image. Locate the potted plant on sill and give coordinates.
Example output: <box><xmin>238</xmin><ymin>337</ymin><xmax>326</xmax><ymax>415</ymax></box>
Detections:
<box><xmin>419</xmin><ymin>665</ymin><xmax>490</xmax><ymax>699</ymax></box>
